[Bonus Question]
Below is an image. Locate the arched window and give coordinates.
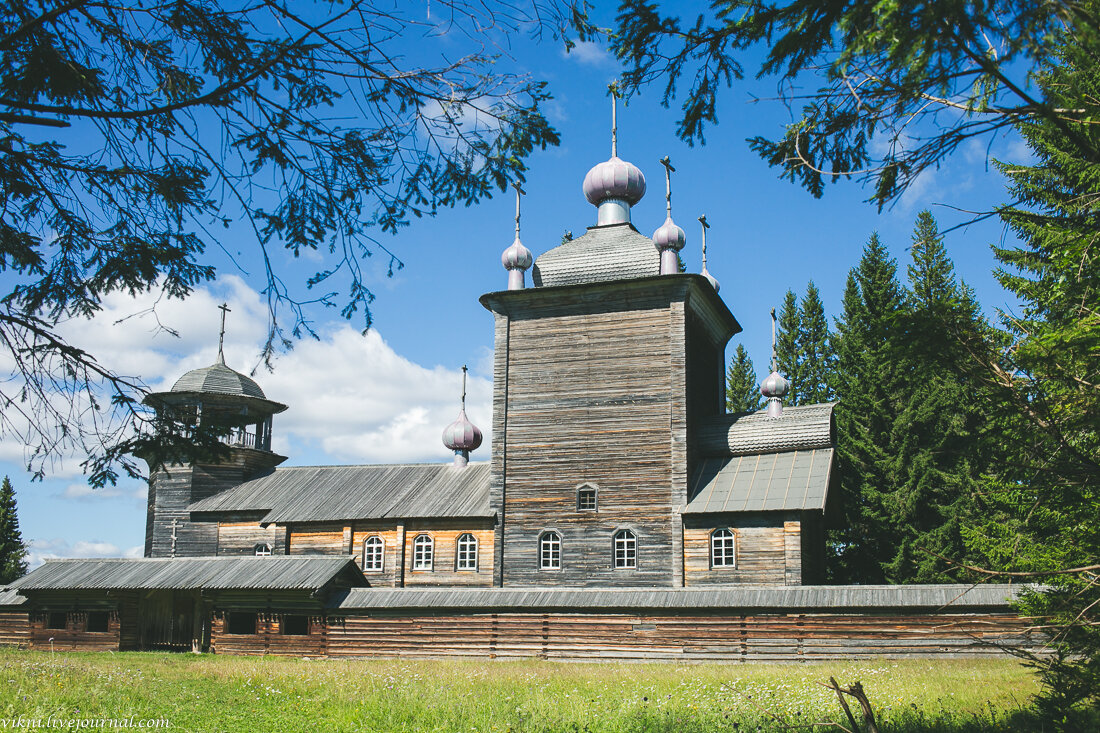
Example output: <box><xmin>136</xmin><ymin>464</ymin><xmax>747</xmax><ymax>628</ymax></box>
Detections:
<box><xmin>253</xmin><ymin>543</ymin><xmax>272</xmax><ymax>556</ymax></box>
<box><xmin>711</xmin><ymin>528</ymin><xmax>736</xmax><ymax>568</ymax></box>
<box><xmin>456</xmin><ymin>533</ymin><xmax>478</xmax><ymax>571</ymax></box>
<box><xmin>362</xmin><ymin>536</ymin><xmax>384</xmax><ymax>571</ymax></box>
<box><xmin>412</xmin><ymin>534</ymin><xmax>433</xmax><ymax>571</ymax></box>
<box><xmin>576</xmin><ymin>484</ymin><xmax>597</xmax><ymax>511</ymax></box>
<box><xmin>539</xmin><ymin>531</ymin><xmax>561</xmax><ymax>570</ymax></box>
<box><xmin>613</xmin><ymin>529</ymin><xmax>637</xmax><ymax>569</ymax></box>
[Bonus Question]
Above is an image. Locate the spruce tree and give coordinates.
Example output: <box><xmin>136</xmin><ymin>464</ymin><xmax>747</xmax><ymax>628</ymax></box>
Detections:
<box><xmin>827</xmin><ymin>234</ymin><xmax>905</xmax><ymax>583</ymax></box>
<box><xmin>0</xmin><ymin>477</ymin><xmax>27</xmax><ymax>584</ymax></box>
<box><xmin>774</xmin><ymin>289</ymin><xmax>801</xmax><ymax>404</ymax></box>
<box><xmin>798</xmin><ymin>282</ymin><xmax>833</xmax><ymax>404</ymax></box>
<box><xmin>725</xmin><ymin>344</ymin><xmax>763</xmax><ymax>413</ymax></box>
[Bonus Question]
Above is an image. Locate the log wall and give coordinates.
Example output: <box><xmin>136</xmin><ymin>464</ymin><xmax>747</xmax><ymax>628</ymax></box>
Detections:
<box><xmin>27</xmin><ymin>610</ymin><xmax>121</xmax><ymax>652</ymax></box>
<box><xmin>325</xmin><ymin>610</ymin><xmax>1040</xmax><ymax>661</ymax></box>
<box><xmin>209</xmin><ymin>613</ymin><xmax>328</xmax><ymax>657</ymax></box>
<box><xmin>683</xmin><ymin>515</ymin><xmax>803</xmax><ymax>585</ymax></box>
<box><xmin>217</xmin><ymin>521</ymin><xmax>284</xmax><ymax>556</ymax></box>
<box><xmin>0</xmin><ymin>611</ymin><xmax>28</xmax><ymax>648</ymax></box>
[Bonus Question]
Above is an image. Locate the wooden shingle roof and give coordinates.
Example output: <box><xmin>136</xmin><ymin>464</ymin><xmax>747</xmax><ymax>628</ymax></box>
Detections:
<box><xmin>531</xmin><ymin>223</ymin><xmax>659</xmax><ymax>287</ymax></box>
<box><xmin>188</xmin><ymin>462</ymin><xmax>491</xmax><ymax>523</ymax></box>
<box><xmin>697</xmin><ymin>403</ymin><xmax>835</xmax><ymax>456</ymax></box>
<box><xmin>12</xmin><ymin>556</ymin><xmax>366</xmax><ymax>592</ymax></box>
<box><xmin>331</xmin><ymin>584</ymin><xmax>1024</xmax><ymax>611</ymax></box>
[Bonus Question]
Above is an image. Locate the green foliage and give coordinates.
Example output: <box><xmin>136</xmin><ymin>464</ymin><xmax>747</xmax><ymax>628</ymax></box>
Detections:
<box><xmin>0</xmin><ymin>477</ymin><xmax>27</xmax><ymax>584</ymax></box>
<box><xmin>611</xmin><ymin>1</ymin><xmax>1100</xmax><ymax>208</ymax></box>
<box><xmin>0</xmin><ymin>1</ymin><xmax>589</xmax><ymax>485</ymax></box>
<box><xmin>774</xmin><ymin>289</ymin><xmax>801</xmax><ymax>402</ymax></box>
<box><xmin>725</xmin><ymin>343</ymin><xmax>762</xmax><ymax>413</ymax></box>
<box><xmin>798</xmin><ymin>282</ymin><xmax>832</xmax><ymax>404</ymax></box>
<box><xmin>964</xmin><ymin>26</ymin><xmax>1100</xmax><ymax>721</ymax></box>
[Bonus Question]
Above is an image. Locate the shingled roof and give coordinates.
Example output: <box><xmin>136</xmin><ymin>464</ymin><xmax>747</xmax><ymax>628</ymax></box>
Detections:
<box><xmin>12</xmin><ymin>556</ymin><xmax>366</xmax><ymax>592</ymax></box>
<box><xmin>188</xmin><ymin>462</ymin><xmax>492</xmax><ymax>524</ymax></box>
<box><xmin>531</xmin><ymin>223</ymin><xmax>659</xmax><ymax>287</ymax></box>
<box><xmin>697</xmin><ymin>403</ymin><xmax>835</xmax><ymax>456</ymax></box>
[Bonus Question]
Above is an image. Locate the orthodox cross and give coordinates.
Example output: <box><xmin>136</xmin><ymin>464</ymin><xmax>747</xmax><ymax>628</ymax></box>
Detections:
<box><xmin>770</xmin><ymin>307</ymin><xmax>779</xmax><ymax>373</ymax></box>
<box><xmin>512</xmin><ymin>182</ymin><xmax>525</xmax><ymax>240</ymax></box>
<box><xmin>460</xmin><ymin>365</ymin><xmax>468</xmax><ymax>410</ymax></box>
<box><xmin>608</xmin><ymin>82</ymin><xmax>620</xmax><ymax>157</ymax></box>
<box><xmin>660</xmin><ymin>156</ymin><xmax>676</xmax><ymax>217</ymax></box>
<box><xmin>169</xmin><ymin>518</ymin><xmax>178</xmax><ymax>558</ymax></box>
<box><xmin>698</xmin><ymin>214</ymin><xmax>710</xmax><ymax>271</ymax></box>
<box><xmin>217</xmin><ymin>302</ymin><xmax>231</xmax><ymax>364</ymax></box>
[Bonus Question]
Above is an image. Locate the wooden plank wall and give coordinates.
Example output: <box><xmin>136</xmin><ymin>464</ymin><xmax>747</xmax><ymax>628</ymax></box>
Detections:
<box><xmin>210</xmin><ymin>613</ymin><xmax>327</xmax><ymax>657</ymax></box>
<box><xmin>683</xmin><ymin>518</ymin><xmax>799</xmax><ymax>585</ymax></box>
<box><xmin>496</xmin><ymin>289</ymin><xmax>681</xmax><ymax>587</ymax></box>
<box><xmin>27</xmin><ymin>611</ymin><xmax>121</xmax><ymax>652</ymax></box>
<box><xmin>326</xmin><ymin>610</ymin><xmax>1041</xmax><ymax>661</ymax></box>
<box><xmin>0</xmin><ymin>612</ymin><xmax>28</xmax><ymax>648</ymax></box>
<box><xmin>217</xmin><ymin>522</ymin><xmax>284</xmax><ymax>556</ymax></box>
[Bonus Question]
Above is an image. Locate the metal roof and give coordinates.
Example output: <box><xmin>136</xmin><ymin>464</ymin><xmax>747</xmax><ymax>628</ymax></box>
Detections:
<box><xmin>0</xmin><ymin>586</ymin><xmax>26</xmax><ymax>607</ymax></box>
<box><xmin>531</xmin><ymin>223</ymin><xmax>659</xmax><ymax>288</ymax></box>
<box><xmin>330</xmin><ymin>584</ymin><xmax>1024</xmax><ymax>611</ymax></box>
<box><xmin>697</xmin><ymin>403</ymin><xmax>835</xmax><ymax>457</ymax></box>
<box><xmin>686</xmin><ymin>449</ymin><xmax>833</xmax><ymax>513</ymax></box>
<box><xmin>11</xmin><ymin>556</ymin><xmax>365</xmax><ymax>592</ymax></box>
<box><xmin>172</xmin><ymin>361</ymin><xmax>267</xmax><ymax>399</ymax></box>
<box><xmin>188</xmin><ymin>462</ymin><xmax>492</xmax><ymax>523</ymax></box>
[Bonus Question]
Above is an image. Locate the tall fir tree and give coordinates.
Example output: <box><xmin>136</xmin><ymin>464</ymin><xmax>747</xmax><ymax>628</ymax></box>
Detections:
<box><xmin>885</xmin><ymin>211</ymin><xmax>991</xmax><ymax>583</ymax></box>
<box><xmin>966</xmin><ymin>30</ymin><xmax>1100</xmax><ymax>720</ymax></box>
<box><xmin>774</xmin><ymin>289</ymin><xmax>802</xmax><ymax>404</ymax></box>
<box><xmin>827</xmin><ymin>234</ymin><xmax>905</xmax><ymax>583</ymax></box>
<box><xmin>725</xmin><ymin>344</ymin><xmax>763</xmax><ymax>413</ymax></box>
<box><xmin>0</xmin><ymin>477</ymin><xmax>27</xmax><ymax>584</ymax></box>
<box><xmin>798</xmin><ymin>282</ymin><xmax>833</xmax><ymax>404</ymax></box>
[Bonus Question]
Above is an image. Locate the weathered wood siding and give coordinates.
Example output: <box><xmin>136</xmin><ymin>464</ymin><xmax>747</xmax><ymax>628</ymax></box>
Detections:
<box><xmin>146</xmin><ymin>448</ymin><xmax>281</xmax><ymax>558</ymax></box>
<box><xmin>0</xmin><ymin>612</ymin><xmax>28</xmax><ymax>648</ymax></box>
<box><xmin>217</xmin><ymin>522</ymin><xmax>284</xmax><ymax>556</ymax></box>
<box><xmin>287</xmin><ymin>523</ymin><xmax>345</xmax><ymax>555</ymax></box>
<box><xmin>326</xmin><ymin>610</ymin><xmax>1040</xmax><ymax>661</ymax></box>
<box><xmin>486</xmin><ymin>278</ymin><xmax>738</xmax><ymax>588</ymax></box>
<box><xmin>401</xmin><ymin>524</ymin><xmax>494</xmax><ymax>587</ymax></box>
<box><xmin>683</xmin><ymin>515</ymin><xmax>804</xmax><ymax>585</ymax></box>
<box><xmin>210</xmin><ymin>613</ymin><xmax>327</xmax><ymax>657</ymax></box>
<box><xmin>28</xmin><ymin>610</ymin><xmax>121</xmax><ymax>651</ymax></box>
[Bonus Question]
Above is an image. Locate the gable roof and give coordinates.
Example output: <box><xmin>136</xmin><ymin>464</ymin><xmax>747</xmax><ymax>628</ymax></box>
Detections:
<box><xmin>686</xmin><ymin>449</ymin><xmax>833</xmax><ymax>513</ymax></box>
<box><xmin>188</xmin><ymin>462</ymin><xmax>492</xmax><ymax>524</ymax></box>
<box><xmin>11</xmin><ymin>556</ymin><xmax>366</xmax><ymax>592</ymax></box>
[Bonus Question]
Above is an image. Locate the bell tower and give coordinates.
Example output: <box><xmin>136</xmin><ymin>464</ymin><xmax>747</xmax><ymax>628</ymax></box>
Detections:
<box><xmin>140</xmin><ymin>305</ymin><xmax>287</xmax><ymax>557</ymax></box>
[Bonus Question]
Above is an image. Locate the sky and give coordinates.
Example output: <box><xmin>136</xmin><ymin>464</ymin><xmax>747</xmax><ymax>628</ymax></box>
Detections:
<box><xmin>1</xmin><ymin>6</ymin><xmax>1031</xmax><ymax>568</ymax></box>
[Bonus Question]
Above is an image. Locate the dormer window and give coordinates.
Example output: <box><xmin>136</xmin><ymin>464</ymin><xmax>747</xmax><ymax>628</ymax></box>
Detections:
<box><xmin>577</xmin><ymin>485</ymin><xmax>597</xmax><ymax>511</ymax></box>
<box><xmin>253</xmin><ymin>543</ymin><xmax>272</xmax><ymax>556</ymax></box>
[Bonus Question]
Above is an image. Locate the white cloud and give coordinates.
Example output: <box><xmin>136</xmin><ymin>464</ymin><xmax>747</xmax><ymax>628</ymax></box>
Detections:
<box><xmin>60</xmin><ymin>483</ymin><xmax>145</xmax><ymax>502</ymax></box>
<box><xmin>564</xmin><ymin>41</ymin><xmax>612</xmax><ymax>67</ymax></box>
<box><xmin>27</xmin><ymin>538</ymin><xmax>143</xmax><ymax>569</ymax></box>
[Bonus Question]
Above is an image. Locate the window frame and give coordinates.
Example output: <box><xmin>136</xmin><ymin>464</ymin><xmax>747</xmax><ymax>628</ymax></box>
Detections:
<box><xmin>576</xmin><ymin>484</ymin><xmax>598</xmax><ymax>511</ymax></box>
<box><xmin>412</xmin><ymin>534</ymin><xmax>434</xmax><ymax>571</ymax></box>
<box><xmin>538</xmin><ymin>531</ymin><xmax>562</xmax><ymax>571</ymax></box>
<box><xmin>455</xmin><ymin>533</ymin><xmax>478</xmax><ymax>571</ymax></box>
<box><xmin>612</xmin><ymin>529</ymin><xmax>638</xmax><ymax>570</ymax></box>
<box><xmin>362</xmin><ymin>535</ymin><xmax>385</xmax><ymax>572</ymax></box>
<box><xmin>253</xmin><ymin>543</ymin><xmax>272</xmax><ymax>557</ymax></box>
<box><xmin>710</xmin><ymin>528</ymin><xmax>737</xmax><ymax>569</ymax></box>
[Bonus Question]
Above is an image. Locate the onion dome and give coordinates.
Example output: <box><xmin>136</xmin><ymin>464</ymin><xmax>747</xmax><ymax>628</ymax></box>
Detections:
<box><xmin>653</xmin><ymin>217</ymin><xmax>686</xmax><ymax>253</ymax></box>
<box><xmin>443</xmin><ymin>366</ymin><xmax>482</xmax><ymax>467</ymax></box>
<box><xmin>760</xmin><ymin>370</ymin><xmax>791</xmax><ymax>400</ymax></box>
<box><xmin>582</xmin><ymin>157</ymin><xmax>647</xmax><ymax>208</ymax></box>
<box><xmin>653</xmin><ymin>156</ymin><xmax>685</xmax><ymax>276</ymax></box>
<box><xmin>502</xmin><ymin>183</ymin><xmax>533</xmax><ymax>290</ymax></box>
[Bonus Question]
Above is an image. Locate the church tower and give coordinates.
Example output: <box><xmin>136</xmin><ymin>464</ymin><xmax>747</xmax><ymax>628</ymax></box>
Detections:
<box><xmin>140</xmin><ymin>307</ymin><xmax>287</xmax><ymax>557</ymax></box>
<box><xmin>482</xmin><ymin>92</ymin><xmax>741</xmax><ymax>587</ymax></box>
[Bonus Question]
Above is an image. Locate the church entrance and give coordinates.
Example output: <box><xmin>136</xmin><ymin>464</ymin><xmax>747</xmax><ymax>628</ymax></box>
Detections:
<box><xmin>138</xmin><ymin>590</ymin><xmax>205</xmax><ymax>652</ymax></box>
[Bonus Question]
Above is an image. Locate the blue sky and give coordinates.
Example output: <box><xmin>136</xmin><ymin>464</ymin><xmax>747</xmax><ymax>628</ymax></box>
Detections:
<box><xmin>1</xmin><ymin>9</ymin><xmax>1029</xmax><ymax>566</ymax></box>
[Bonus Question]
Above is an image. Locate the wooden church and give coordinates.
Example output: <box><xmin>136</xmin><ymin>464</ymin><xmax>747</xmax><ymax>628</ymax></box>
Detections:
<box><xmin>1</xmin><ymin>104</ymin><xmax>1036</xmax><ymax>659</ymax></box>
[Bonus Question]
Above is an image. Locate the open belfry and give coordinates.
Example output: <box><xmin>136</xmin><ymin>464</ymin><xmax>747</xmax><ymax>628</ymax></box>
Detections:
<box><xmin>1</xmin><ymin>92</ymin><xmax>1035</xmax><ymax>659</ymax></box>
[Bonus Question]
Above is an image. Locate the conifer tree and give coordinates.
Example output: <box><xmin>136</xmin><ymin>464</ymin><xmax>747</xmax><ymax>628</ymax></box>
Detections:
<box><xmin>725</xmin><ymin>344</ymin><xmax>763</xmax><ymax>413</ymax></box>
<box><xmin>798</xmin><ymin>282</ymin><xmax>833</xmax><ymax>404</ymax></box>
<box><xmin>774</xmin><ymin>290</ymin><xmax>802</xmax><ymax>404</ymax></box>
<box><xmin>0</xmin><ymin>477</ymin><xmax>28</xmax><ymax>584</ymax></box>
<box><xmin>827</xmin><ymin>234</ymin><xmax>905</xmax><ymax>583</ymax></box>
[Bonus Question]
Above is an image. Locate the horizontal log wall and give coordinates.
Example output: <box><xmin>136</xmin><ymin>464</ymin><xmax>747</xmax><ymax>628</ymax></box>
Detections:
<box><xmin>217</xmin><ymin>522</ymin><xmax>283</xmax><ymax>556</ymax></box>
<box><xmin>27</xmin><ymin>610</ymin><xmax>121</xmax><ymax>652</ymax></box>
<box><xmin>326</xmin><ymin>610</ymin><xmax>1041</xmax><ymax>661</ymax></box>
<box><xmin>683</xmin><ymin>521</ymin><xmax>795</xmax><ymax>585</ymax></box>
<box><xmin>0</xmin><ymin>611</ymin><xmax>28</xmax><ymax>648</ymax></box>
<box><xmin>210</xmin><ymin>613</ymin><xmax>327</xmax><ymax>657</ymax></box>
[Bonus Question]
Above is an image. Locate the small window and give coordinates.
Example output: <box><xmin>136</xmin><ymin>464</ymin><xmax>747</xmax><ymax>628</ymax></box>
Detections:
<box><xmin>711</xmin><ymin>528</ymin><xmax>736</xmax><ymax>568</ymax></box>
<box><xmin>226</xmin><ymin>612</ymin><xmax>257</xmax><ymax>635</ymax></box>
<box><xmin>577</xmin><ymin>486</ymin><xmax>597</xmax><ymax>511</ymax></box>
<box><xmin>254</xmin><ymin>543</ymin><xmax>272</xmax><ymax>556</ymax></box>
<box><xmin>46</xmin><ymin>612</ymin><xmax>67</xmax><ymax>630</ymax></box>
<box><xmin>456</xmin><ymin>533</ymin><xmax>478</xmax><ymax>571</ymax></box>
<box><xmin>539</xmin><ymin>532</ymin><xmax>561</xmax><ymax>570</ymax></box>
<box><xmin>85</xmin><ymin>612</ymin><xmax>109</xmax><ymax>633</ymax></box>
<box><xmin>412</xmin><ymin>535</ymin><xmax>433</xmax><ymax>571</ymax></box>
<box><xmin>613</xmin><ymin>529</ymin><xmax>637</xmax><ymax>569</ymax></box>
<box><xmin>281</xmin><ymin>615</ymin><xmax>309</xmax><ymax>636</ymax></box>
<box><xmin>362</xmin><ymin>536</ymin><xmax>384</xmax><ymax>571</ymax></box>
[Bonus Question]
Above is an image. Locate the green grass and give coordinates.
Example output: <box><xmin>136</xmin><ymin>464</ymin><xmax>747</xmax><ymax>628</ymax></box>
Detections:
<box><xmin>0</xmin><ymin>649</ymin><xmax>1065</xmax><ymax>732</ymax></box>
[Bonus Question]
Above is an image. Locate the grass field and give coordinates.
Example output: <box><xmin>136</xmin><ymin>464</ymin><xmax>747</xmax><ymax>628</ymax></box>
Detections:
<box><xmin>0</xmin><ymin>649</ymin><xmax>1067</xmax><ymax>732</ymax></box>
